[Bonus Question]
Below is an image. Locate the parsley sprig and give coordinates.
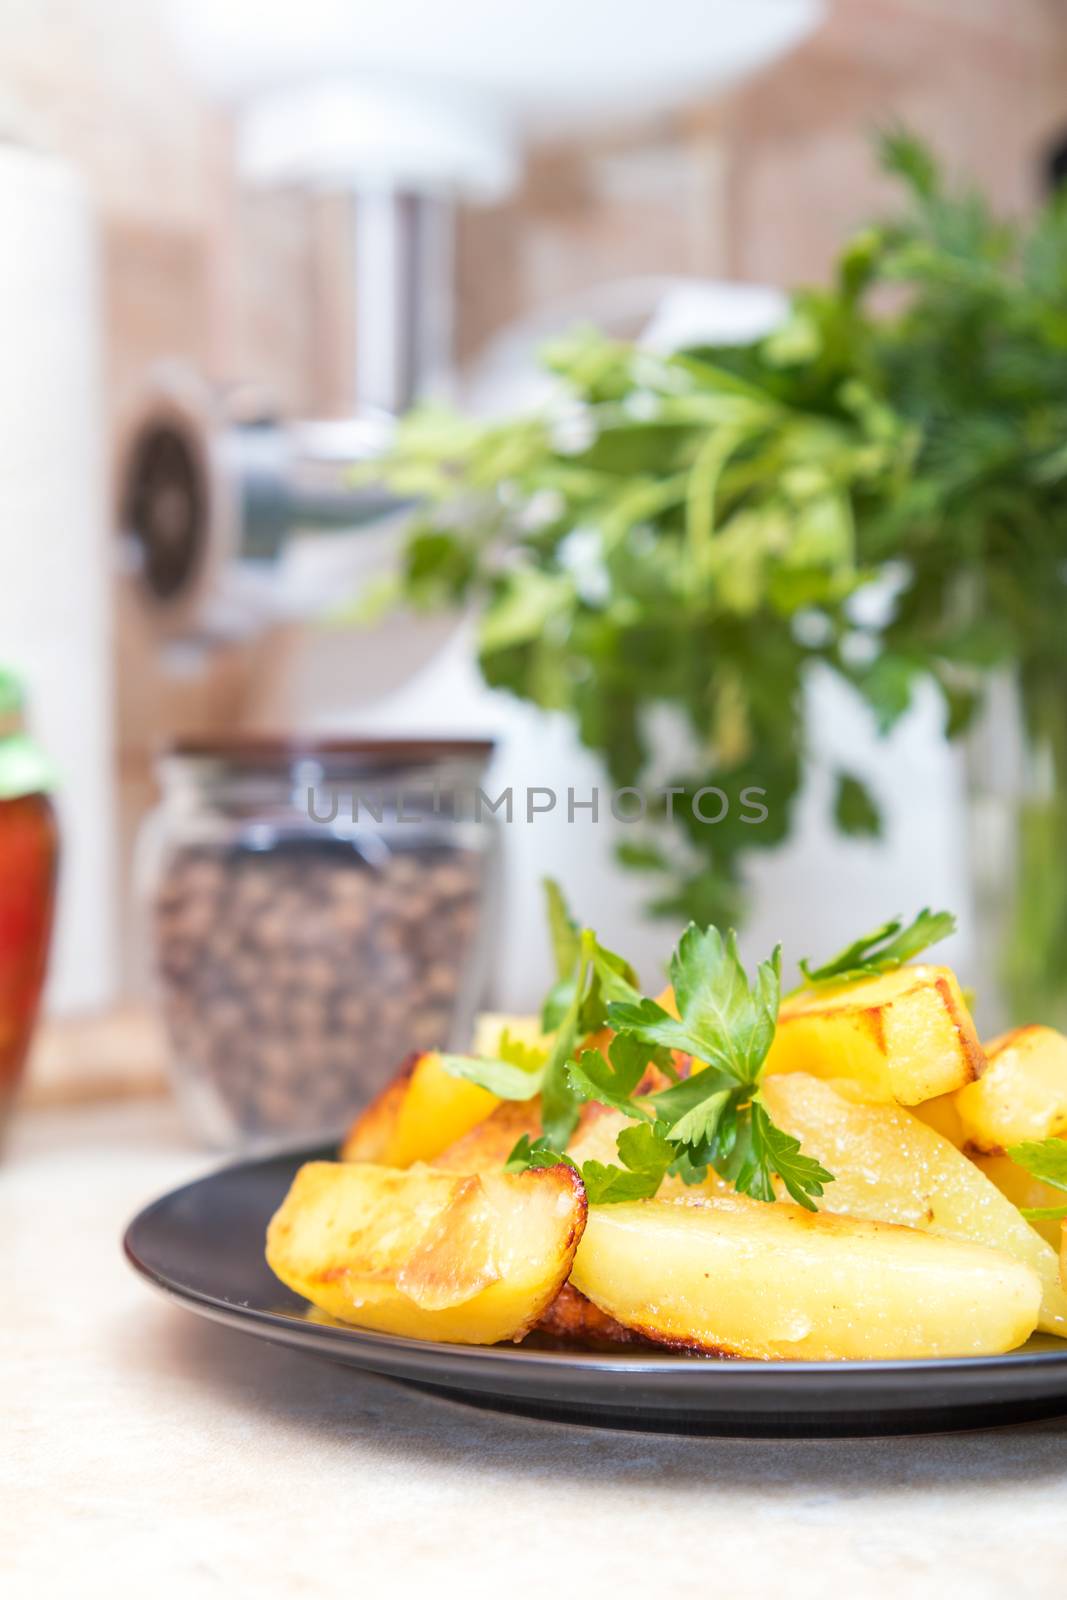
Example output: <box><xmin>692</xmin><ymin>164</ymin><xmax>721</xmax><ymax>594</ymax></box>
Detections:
<box><xmin>441</xmin><ymin>908</ymin><xmax>647</xmax><ymax>1150</ymax></box>
<box><xmin>567</xmin><ymin>926</ymin><xmax>833</xmax><ymax>1209</ymax></box>
<box><xmin>1007</xmin><ymin>1139</ymin><xmax>1067</xmax><ymax>1223</ymax></box>
<box><xmin>794</xmin><ymin>908</ymin><xmax>955</xmax><ymax>992</ymax></box>
<box><xmin>448</xmin><ymin>879</ymin><xmax>834</xmax><ymax>1210</ymax></box>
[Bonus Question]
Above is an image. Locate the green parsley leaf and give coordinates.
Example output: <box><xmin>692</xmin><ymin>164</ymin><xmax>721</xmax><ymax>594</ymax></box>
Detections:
<box><xmin>580</xmin><ymin>1122</ymin><xmax>676</xmax><ymax>1204</ymax></box>
<box><xmin>437</xmin><ymin>1053</ymin><xmax>544</xmax><ymax>1100</ymax></box>
<box><xmin>541</xmin><ymin>879</ymin><xmax>582</xmax><ymax>1031</ymax></box>
<box><xmin>652</xmin><ymin>1075</ymin><xmax>833</xmax><ymax>1210</ymax></box>
<box><xmin>833</xmin><ymin>771</ymin><xmax>882</xmax><ymax>838</ymax></box>
<box><xmin>566</xmin><ymin>1039</ymin><xmax>655</xmax><ymax>1122</ymax></box>
<box><xmin>739</xmin><ymin>1102</ymin><xmax>836</xmax><ymax>1210</ymax></box>
<box><xmin>544</xmin><ymin>877</ymin><xmax>581</xmax><ymax>981</ymax></box>
<box><xmin>664</xmin><ymin>1085</ymin><xmax>734</xmax><ymax>1150</ymax></box>
<box><xmin>452</xmin><ymin>886</ymin><xmax>834</xmax><ymax>1212</ymax></box>
<box><xmin>668</xmin><ymin>1146</ymin><xmax>712</xmax><ymax>1186</ymax></box>
<box><xmin>607</xmin><ymin>925</ymin><xmax>780</xmax><ymax>1085</ymax></box>
<box><xmin>586</xmin><ymin>921</ymin><xmax>832</xmax><ymax>1209</ymax></box>
<box><xmin>587</xmin><ymin>938</ymin><xmax>643</xmax><ymax>1008</ymax></box>
<box><xmin>539</xmin><ymin>930</ymin><xmax>596</xmax><ymax>1150</ymax></box>
<box><xmin>1007</xmin><ymin>1138</ymin><xmax>1067</xmax><ymax>1221</ymax></box>
<box><xmin>796</xmin><ymin>907</ymin><xmax>956</xmax><ymax>990</ymax></box>
<box><xmin>504</xmin><ymin>1134</ymin><xmax>579</xmax><ymax>1174</ymax></box>
<box><xmin>645</xmin><ymin>1069</ymin><xmax>729</xmax><ymax>1118</ymax></box>
<box><xmin>539</xmin><ymin>884</ymin><xmax>641</xmax><ymax>1033</ymax></box>
<box><xmin>541</xmin><ymin>978</ymin><xmax>575</xmax><ymax>1034</ymax></box>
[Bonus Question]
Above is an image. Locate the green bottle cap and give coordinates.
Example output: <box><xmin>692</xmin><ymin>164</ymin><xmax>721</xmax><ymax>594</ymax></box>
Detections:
<box><xmin>0</xmin><ymin>667</ymin><xmax>23</xmax><ymax>728</ymax></box>
<box><xmin>0</xmin><ymin>668</ymin><xmax>57</xmax><ymax>799</ymax></box>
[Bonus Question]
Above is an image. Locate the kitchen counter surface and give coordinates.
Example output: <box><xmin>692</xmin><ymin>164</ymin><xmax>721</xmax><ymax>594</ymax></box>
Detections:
<box><xmin>4</xmin><ymin>1098</ymin><xmax>1067</xmax><ymax>1599</ymax></box>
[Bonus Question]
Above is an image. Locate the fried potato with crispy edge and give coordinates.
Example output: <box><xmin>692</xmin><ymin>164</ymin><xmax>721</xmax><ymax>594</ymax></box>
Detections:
<box><xmin>763</xmin><ymin>964</ymin><xmax>984</xmax><ymax>1104</ymax></box>
<box><xmin>340</xmin><ymin>1050</ymin><xmax>499</xmax><ymax>1167</ymax></box>
<box><xmin>266</xmin><ymin>1160</ymin><xmax>586</xmax><ymax>1344</ymax></box>
<box><xmin>429</xmin><ymin>1068</ymin><xmax>678</xmax><ymax>1346</ymax></box>
<box><xmin>912</xmin><ymin>1026</ymin><xmax>1067</xmax><ymax>1247</ymax></box>
<box><xmin>570</xmin><ymin>1191</ymin><xmax>1040</xmax><ymax>1361</ymax></box>
<box><xmin>761</xmin><ymin>1072</ymin><xmax>1067</xmax><ymax>1338</ymax></box>
<box><xmin>954</xmin><ymin>1025</ymin><xmax>1067</xmax><ymax>1153</ymax></box>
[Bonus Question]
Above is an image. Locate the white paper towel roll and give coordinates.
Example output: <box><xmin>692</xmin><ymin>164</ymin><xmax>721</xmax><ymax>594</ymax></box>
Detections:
<box><xmin>0</xmin><ymin>145</ymin><xmax>117</xmax><ymax>1012</ymax></box>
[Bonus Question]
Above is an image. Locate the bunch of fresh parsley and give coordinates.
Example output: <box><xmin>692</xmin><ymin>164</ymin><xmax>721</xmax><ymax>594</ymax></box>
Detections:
<box><xmin>363</xmin><ymin>130</ymin><xmax>1067</xmax><ymax>1028</ymax></box>
<box><xmin>442</xmin><ymin>883</ymin><xmax>955</xmax><ymax>1209</ymax></box>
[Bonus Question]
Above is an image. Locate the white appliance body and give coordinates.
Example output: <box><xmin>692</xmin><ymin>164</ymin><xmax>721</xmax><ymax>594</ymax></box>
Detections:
<box><xmin>0</xmin><ymin>147</ymin><xmax>117</xmax><ymax>1013</ymax></box>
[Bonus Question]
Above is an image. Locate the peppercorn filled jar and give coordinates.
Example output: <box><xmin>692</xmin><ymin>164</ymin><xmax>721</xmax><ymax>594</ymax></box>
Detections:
<box><xmin>0</xmin><ymin>669</ymin><xmax>59</xmax><ymax>1137</ymax></box>
<box><xmin>139</xmin><ymin>738</ymin><xmax>499</xmax><ymax>1147</ymax></box>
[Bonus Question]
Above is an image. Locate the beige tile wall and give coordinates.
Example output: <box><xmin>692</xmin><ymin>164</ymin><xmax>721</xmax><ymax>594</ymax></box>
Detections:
<box><xmin>9</xmin><ymin>0</ymin><xmax>1067</xmax><ymax>435</ymax></box>
<box><xmin>458</xmin><ymin>0</ymin><xmax>1067</xmax><ymax>351</ymax></box>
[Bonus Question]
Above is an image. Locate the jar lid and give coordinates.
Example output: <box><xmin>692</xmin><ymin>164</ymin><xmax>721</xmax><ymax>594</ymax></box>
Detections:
<box><xmin>166</xmin><ymin>735</ymin><xmax>495</xmax><ymax>769</ymax></box>
<box><xmin>0</xmin><ymin>668</ymin><xmax>57</xmax><ymax>799</ymax></box>
<box><xmin>160</xmin><ymin>735</ymin><xmax>496</xmax><ymax>792</ymax></box>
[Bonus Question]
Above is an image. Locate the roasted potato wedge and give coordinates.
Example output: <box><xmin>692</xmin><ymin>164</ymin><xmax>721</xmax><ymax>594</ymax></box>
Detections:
<box><xmin>570</xmin><ymin>1193</ymin><xmax>1040</xmax><ymax>1360</ymax></box>
<box><xmin>954</xmin><ymin>1025</ymin><xmax>1067</xmax><ymax>1153</ymax></box>
<box><xmin>340</xmin><ymin>1050</ymin><xmax>499</xmax><ymax>1167</ymax></box>
<box><xmin>761</xmin><ymin>1072</ymin><xmax>1067</xmax><ymax>1337</ymax></box>
<box><xmin>267</xmin><ymin>1160</ymin><xmax>586</xmax><ymax>1344</ymax></box>
<box><xmin>432</xmin><ymin>1095</ymin><xmax>675</xmax><ymax>1347</ymax></box>
<box><xmin>764</xmin><ymin>964</ymin><xmax>984</xmax><ymax>1104</ymax></box>
<box><xmin>339</xmin><ymin>1056</ymin><xmax>416</xmax><ymax>1162</ymax></box>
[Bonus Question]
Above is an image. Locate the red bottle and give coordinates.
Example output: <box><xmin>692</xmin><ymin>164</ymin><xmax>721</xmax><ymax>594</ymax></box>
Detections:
<box><xmin>0</xmin><ymin>671</ymin><xmax>58</xmax><ymax>1131</ymax></box>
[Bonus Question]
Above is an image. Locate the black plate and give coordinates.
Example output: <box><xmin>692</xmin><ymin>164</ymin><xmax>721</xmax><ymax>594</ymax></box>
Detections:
<box><xmin>124</xmin><ymin>1143</ymin><xmax>1067</xmax><ymax>1437</ymax></box>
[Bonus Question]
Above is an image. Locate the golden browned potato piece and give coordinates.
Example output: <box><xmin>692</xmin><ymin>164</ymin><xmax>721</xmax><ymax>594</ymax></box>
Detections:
<box><xmin>431</xmin><ymin>1100</ymin><xmax>543</xmax><ymax>1173</ymax></box>
<box><xmin>969</xmin><ymin>1151</ymin><xmax>1067</xmax><ymax>1251</ymax></box>
<box><xmin>761</xmin><ymin>1072</ymin><xmax>1067</xmax><ymax>1338</ymax></box>
<box><xmin>763</xmin><ymin>965</ymin><xmax>984</xmax><ymax>1104</ymax></box>
<box><xmin>1061</xmin><ymin>1221</ymin><xmax>1066</xmax><ymax>1292</ymax></box>
<box><xmin>431</xmin><ymin>1100</ymin><xmax>651</xmax><ymax>1350</ymax></box>
<box><xmin>340</xmin><ymin>1050</ymin><xmax>499</xmax><ymax>1167</ymax></box>
<box><xmin>954</xmin><ymin>1025</ymin><xmax>1067</xmax><ymax>1153</ymax></box>
<box><xmin>430</xmin><ymin>1089</ymin><xmax>677</xmax><ymax>1348</ymax></box>
<box><xmin>911</xmin><ymin>1090</ymin><xmax>967</xmax><ymax>1147</ymax></box>
<box><xmin>339</xmin><ymin>1054</ymin><xmax>418</xmax><ymax>1162</ymax></box>
<box><xmin>570</xmin><ymin>1192</ymin><xmax>1041</xmax><ymax>1361</ymax></box>
<box><xmin>266</xmin><ymin>1160</ymin><xmax>586</xmax><ymax>1344</ymax></box>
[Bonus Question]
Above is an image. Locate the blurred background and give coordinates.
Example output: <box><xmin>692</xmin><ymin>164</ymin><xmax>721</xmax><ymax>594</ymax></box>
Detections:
<box><xmin>4</xmin><ymin>0</ymin><xmax>1067</xmax><ymax>1138</ymax></box>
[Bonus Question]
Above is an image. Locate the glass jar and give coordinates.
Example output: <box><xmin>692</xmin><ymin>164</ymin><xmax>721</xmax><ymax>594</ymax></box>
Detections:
<box><xmin>0</xmin><ymin>670</ymin><xmax>59</xmax><ymax>1135</ymax></box>
<box><xmin>139</xmin><ymin>738</ymin><xmax>499</xmax><ymax>1147</ymax></box>
<box><xmin>967</xmin><ymin>672</ymin><xmax>1067</xmax><ymax>1035</ymax></box>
